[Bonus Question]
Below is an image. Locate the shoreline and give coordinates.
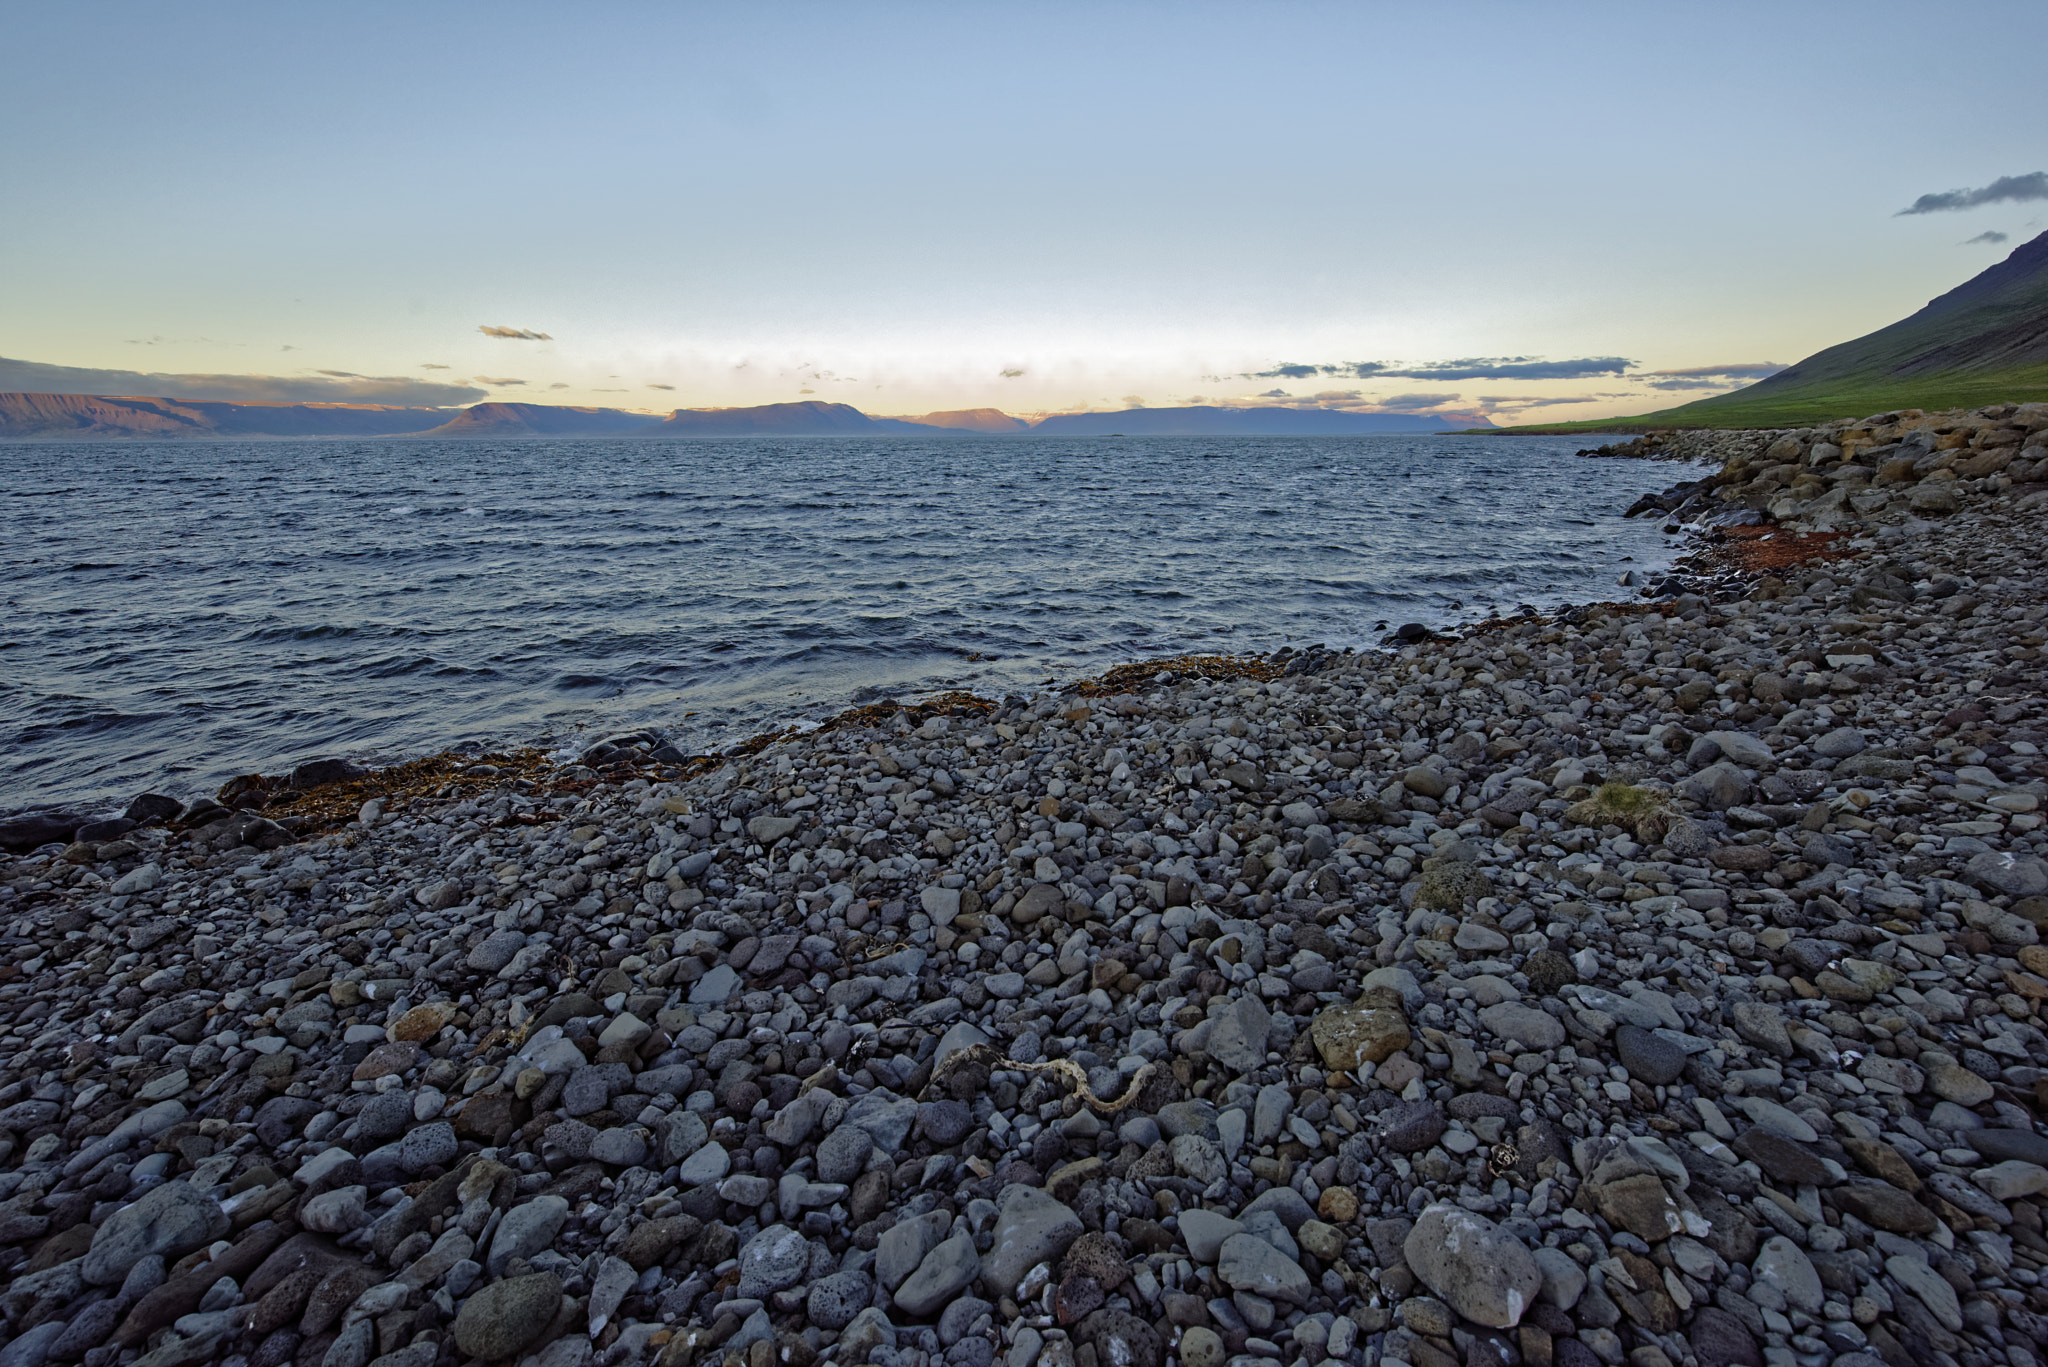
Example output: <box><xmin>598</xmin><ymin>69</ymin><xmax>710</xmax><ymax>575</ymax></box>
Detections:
<box><xmin>0</xmin><ymin>405</ymin><xmax>2045</xmax><ymax>1367</ymax></box>
<box><xmin>2</xmin><ymin>426</ymin><xmax>1685</xmax><ymax>827</ymax></box>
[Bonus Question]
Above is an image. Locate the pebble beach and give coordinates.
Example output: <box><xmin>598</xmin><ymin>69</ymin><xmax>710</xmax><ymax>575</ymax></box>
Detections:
<box><xmin>3</xmin><ymin>404</ymin><xmax>2048</xmax><ymax>1367</ymax></box>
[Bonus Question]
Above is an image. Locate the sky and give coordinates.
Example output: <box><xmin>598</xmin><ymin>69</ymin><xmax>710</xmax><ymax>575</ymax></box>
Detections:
<box><xmin>2</xmin><ymin>1</ymin><xmax>2044</xmax><ymax>425</ymax></box>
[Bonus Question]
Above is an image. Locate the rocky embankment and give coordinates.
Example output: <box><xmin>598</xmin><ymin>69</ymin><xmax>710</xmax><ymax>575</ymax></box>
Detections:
<box><xmin>1608</xmin><ymin>404</ymin><xmax>2048</xmax><ymax>548</ymax></box>
<box><xmin>1584</xmin><ymin>404</ymin><xmax>2048</xmax><ymax>514</ymax></box>
<box><xmin>4</xmin><ymin>410</ymin><xmax>2048</xmax><ymax>1367</ymax></box>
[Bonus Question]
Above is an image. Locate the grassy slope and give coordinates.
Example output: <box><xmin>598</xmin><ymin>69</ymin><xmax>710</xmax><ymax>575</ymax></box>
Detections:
<box><xmin>1489</xmin><ymin>230</ymin><xmax>2048</xmax><ymax>433</ymax></box>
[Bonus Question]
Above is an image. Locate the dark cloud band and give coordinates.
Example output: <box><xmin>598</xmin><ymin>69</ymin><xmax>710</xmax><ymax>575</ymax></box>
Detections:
<box><xmin>1896</xmin><ymin>172</ymin><xmax>2047</xmax><ymax>215</ymax></box>
<box><xmin>1638</xmin><ymin>361</ymin><xmax>1784</xmax><ymax>392</ymax></box>
<box><xmin>1246</xmin><ymin>356</ymin><xmax>1635</xmax><ymax>382</ymax></box>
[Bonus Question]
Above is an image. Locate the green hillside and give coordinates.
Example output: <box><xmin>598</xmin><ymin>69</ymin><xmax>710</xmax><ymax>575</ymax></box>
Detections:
<box><xmin>1499</xmin><ymin>228</ymin><xmax>2048</xmax><ymax>432</ymax></box>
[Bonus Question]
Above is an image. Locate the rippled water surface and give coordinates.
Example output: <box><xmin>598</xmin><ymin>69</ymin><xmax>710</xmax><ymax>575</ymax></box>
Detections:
<box><xmin>3</xmin><ymin>434</ymin><xmax>1681</xmax><ymax>811</ymax></box>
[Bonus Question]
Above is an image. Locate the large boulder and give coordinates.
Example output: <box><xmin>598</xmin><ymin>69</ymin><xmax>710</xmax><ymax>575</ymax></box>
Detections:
<box><xmin>1402</xmin><ymin>1203</ymin><xmax>1541</xmax><ymax>1329</ymax></box>
<box><xmin>84</xmin><ymin>1183</ymin><xmax>228</xmax><ymax>1286</ymax></box>
<box><xmin>452</xmin><ymin>1272</ymin><xmax>563</xmax><ymax>1359</ymax></box>
<box><xmin>980</xmin><ymin>1186</ymin><xmax>1082</xmax><ymax>1298</ymax></box>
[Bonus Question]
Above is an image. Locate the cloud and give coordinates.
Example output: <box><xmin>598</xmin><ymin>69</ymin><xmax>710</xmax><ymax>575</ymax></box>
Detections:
<box><xmin>1645</xmin><ymin>362</ymin><xmax>1784</xmax><ymax>379</ymax></box>
<box><xmin>647</xmin><ymin>383</ymin><xmax>675</xmax><ymax>391</ymax></box>
<box><xmin>478</xmin><ymin>325</ymin><xmax>553</xmax><ymax>340</ymax></box>
<box><xmin>1635</xmin><ymin>361</ymin><xmax>1785</xmax><ymax>393</ymax></box>
<box><xmin>1642</xmin><ymin>365</ymin><xmax>1781</xmax><ymax>390</ymax></box>
<box><xmin>549</xmin><ymin>382</ymin><xmax>569</xmax><ymax>389</ymax></box>
<box><xmin>473</xmin><ymin>375</ymin><xmax>526</xmax><ymax>386</ymax></box>
<box><xmin>0</xmin><ymin>354</ymin><xmax>485</xmax><ymax>406</ymax></box>
<box><xmin>1371</xmin><ymin>356</ymin><xmax>1633</xmax><ymax>381</ymax></box>
<box><xmin>999</xmin><ymin>367</ymin><xmax>1025</xmax><ymax>378</ymax></box>
<box><xmin>420</xmin><ymin>363</ymin><xmax>450</xmax><ymax>370</ymax></box>
<box><xmin>1965</xmin><ymin>230</ymin><xmax>2010</xmax><ymax>245</ymax></box>
<box><xmin>316</xmin><ymin>369</ymin><xmax>361</xmax><ymax>378</ymax></box>
<box><xmin>1473</xmin><ymin>394</ymin><xmax>1608</xmax><ymax>412</ymax></box>
<box><xmin>1121</xmin><ymin>395</ymin><xmax>1147</xmax><ymax>408</ymax></box>
<box><xmin>1897</xmin><ymin>172</ymin><xmax>2048</xmax><ymax>215</ymax></box>
<box><xmin>1229</xmin><ymin>389</ymin><xmax>1468</xmax><ymax>414</ymax></box>
<box><xmin>1245</xmin><ymin>356</ymin><xmax>1635</xmax><ymax>382</ymax></box>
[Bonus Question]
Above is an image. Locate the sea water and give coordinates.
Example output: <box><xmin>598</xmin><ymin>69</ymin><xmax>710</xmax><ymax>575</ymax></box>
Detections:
<box><xmin>1</xmin><ymin>433</ymin><xmax>1685</xmax><ymax>811</ymax></box>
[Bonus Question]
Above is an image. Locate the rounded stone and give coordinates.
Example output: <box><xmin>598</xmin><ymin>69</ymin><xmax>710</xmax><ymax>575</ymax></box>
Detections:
<box><xmin>1614</xmin><ymin>1024</ymin><xmax>1685</xmax><ymax>1086</ymax></box>
<box><xmin>452</xmin><ymin>1271</ymin><xmax>563</xmax><ymax>1360</ymax></box>
<box><xmin>1524</xmin><ymin>948</ymin><xmax>1578</xmax><ymax>995</ymax></box>
<box><xmin>917</xmin><ymin>1100</ymin><xmax>973</xmax><ymax>1147</ymax></box>
<box><xmin>1689</xmin><ymin>1307</ymin><xmax>1762</xmax><ymax>1367</ymax></box>
<box><xmin>806</xmin><ymin>1269</ymin><xmax>873</xmax><ymax>1331</ymax></box>
<box><xmin>1178</xmin><ymin>1326</ymin><xmax>1225</xmax><ymax>1367</ymax></box>
<box><xmin>399</xmin><ymin>1121</ymin><xmax>458</xmax><ymax>1173</ymax></box>
<box><xmin>357</xmin><ymin>1091</ymin><xmax>413</xmax><ymax>1143</ymax></box>
<box><xmin>816</xmin><ymin>1124</ymin><xmax>874</xmax><ymax>1184</ymax></box>
<box><xmin>1403</xmin><ymin>1203</ymin><xmax>1542</xmax><ymax>1329</ymax></box>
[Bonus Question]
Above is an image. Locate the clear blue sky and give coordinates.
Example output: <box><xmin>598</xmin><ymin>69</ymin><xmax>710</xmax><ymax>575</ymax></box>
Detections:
<box><xmin>2</xmin><ymin>1</ymin><xmax>2041</xmax><ymax>422</ymax></box>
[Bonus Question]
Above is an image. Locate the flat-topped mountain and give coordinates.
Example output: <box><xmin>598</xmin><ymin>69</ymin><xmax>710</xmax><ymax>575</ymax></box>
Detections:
<box><xmin>889</xmin><ymin>408</ymin><xmax>1030</xmax><ymax>433</ymax></box>
<box><xmin>648</xmin><ymin>400</ymin><xmax>936</xmax><ymax>436</ymax></box>
<box><xmin>417</xmin><ymin>402</ymin><xmax>661</xmax><ymax>437</ymax></box>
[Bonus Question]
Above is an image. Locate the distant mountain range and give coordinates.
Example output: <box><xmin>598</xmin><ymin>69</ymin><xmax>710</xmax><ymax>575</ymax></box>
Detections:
<box><xmin>1503</xmin><ymin>227</ymin><xmax>2048</xmax><ymax>432</ymax></box>
<box><xmin>0</xmin><ymin>393</ymin><xmax>456</xmax><ymax>439</ymax></box>
<box><xmin>0</xmin><ymin>392</ymin><xmax>1487</xmax><ymax>441</ymax></box>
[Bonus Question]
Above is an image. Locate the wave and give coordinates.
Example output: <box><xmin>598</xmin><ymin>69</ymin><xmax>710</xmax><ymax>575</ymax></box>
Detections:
<box><xmin>2</xmin><ymin>432</ymin><xmax>1679</xmax><ymax>810</ymax></box>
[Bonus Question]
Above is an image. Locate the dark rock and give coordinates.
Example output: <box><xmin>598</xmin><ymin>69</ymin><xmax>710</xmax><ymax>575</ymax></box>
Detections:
<box><xmin>124</xmin><ymin>794</ymin><xmax>184</xmax><ymax>826</ymax></box>
<box><xmin>918</xmin><ymin>1100</ymin><xmax>973</xmax><ymax>1147</ymax></box>
<box><xmin>1690</xmin><ymin>1193</ymin><xmax>1758</xmax><ymax>1265</ymax></box>
<box><xmin>1376</xmin><ymin>1101</ymin><xmax>1446</xmax><ymax>1153</ymax></box>
<box><xmin>1830</xmin><ymin>1180</ymin><xmax>1936</xmax><ymax>1235</ymax></box>
<box><xmin>1968</xmin><ymin>1129</ymin><xmax>2048</xmax><ymax>1166</ymax></box>
<box><xmin>1679</xmin><ymin>1146</ymin><xmax>1757</xmax><ymax>1201</ymax></box>
<box><xmin>252</xmin><ymin>1097</ymin><xmax>320</xmax><ymax>1149</ymax></box>
<box><xmin>1446</xmin><ymin>1093</ymin><xmax>1521</xmax><ymax>1123</ymax></box>
<box><xmin>0</xmin><ymin>812</ymin><xmax>83</xmax><ymax>851</ymax></box>
<box><xmin>288</xmin><ymin>759</ymin><xmax>365</xmax><ymax>789</ymax></box>
<box><xmin>1613</xmin><ymin>1025</ymin><xmax>1685</xmax><ymax>1086</ymax></box>
<box><xmin>1555</xmin><ymin>1338</ymin><xmax>1603</xmax><ymax>1367</ymax></box>
<box><xmin>355</xmin><ymin>1091</ymin><xmax>411</xmax><ymax>1143</ymax></box>
<box><xmin>1075</xmin><ymin>1307</ymin><xmax>1165</xmax><ymax>1367</ymax></box>
<box><xmin>1054</xmin><ymin>1273</ymin><xmax>1105</xmax><ymax>1324</ymax></box>
<box><xmin>1731</xmin><ymin>1129</ymin><xmax>1831</xmax><ymax>1187</ymax></box>
<box><xmin>1689</xmin><ymin>1307</ymin><xmax>1762</xmax><ymax>1367</ymax></box>
<box><xmin>806</xmin><ymin>1269</ymin><xmax>873</xmax><ymax>1331</ymax></box>
<box><xmin>532</xmin><ymin>993</ymin><xmax>603</xmax><ymax>1031</ymax></box>
<box><xmin>1524</xmin><ymin>949</ymin><xmax>1577</xmax><ymax>996</ymax></box>
<box><xmin>618</xmin><ymin>1216</ymin><xmax>699</xmax><ymax>1271</ymax></box>
<box><xmin>451</xmin><ymin>1271</ymin><xmax>563</xmax><ymax>1360</ymax></box>
<box><xmin>251</xmin><ymin>1328</ymin><xmax>301</xmax><ymax>1367</ymax></box>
